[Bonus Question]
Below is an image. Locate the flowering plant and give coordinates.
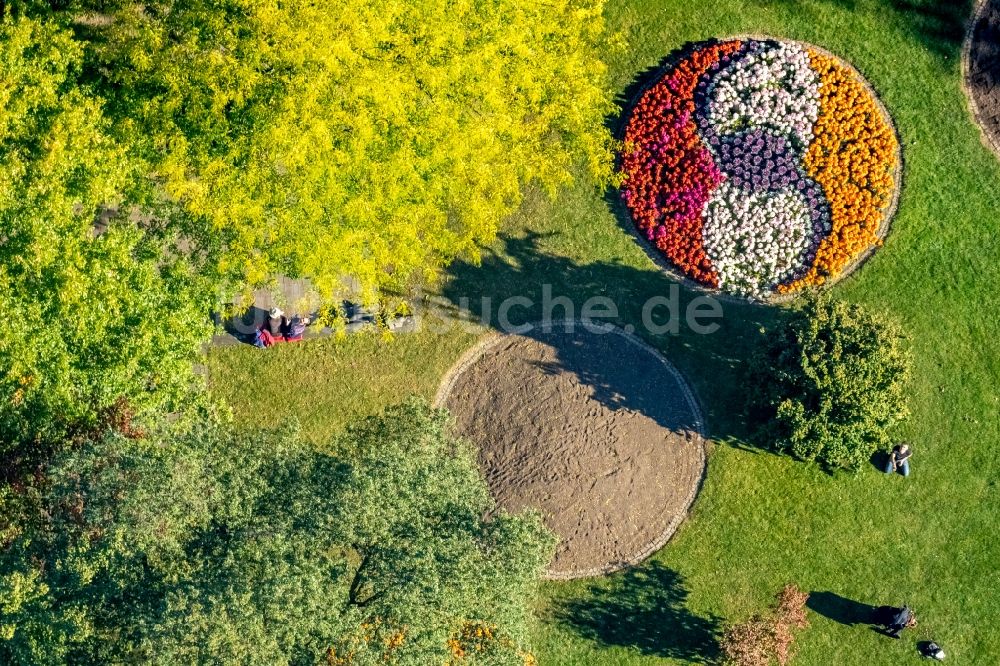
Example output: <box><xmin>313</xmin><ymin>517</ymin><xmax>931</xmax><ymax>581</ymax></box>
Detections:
<box><xmin>620</xmin><ymin>38</ymin><xmax>899</xmax><ymax>299</ymax></box>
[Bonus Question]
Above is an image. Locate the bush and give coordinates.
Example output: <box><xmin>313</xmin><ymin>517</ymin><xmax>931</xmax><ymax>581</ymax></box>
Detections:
<box><xmin>720</xmin><ymin>616</ymin><xmax>775</xmax><ymax>666</ymax></box>
<box><xmin>749</xmin><ymin>298</ymin><xmax>911</xmax><ymax>470</ymax></box>
<box><xmin>721</xmin><ymin>584</ymin><xmax>810</xmax><ymax>666</ymax></box>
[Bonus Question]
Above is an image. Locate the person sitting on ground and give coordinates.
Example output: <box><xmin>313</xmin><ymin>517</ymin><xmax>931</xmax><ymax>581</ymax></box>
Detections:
<box><xmin>285</xmin><ymin>314</ymin><xmax>311</xmax><ymax>342</ymax></box>
<box><xmin>919</xmin><ymin>641</ymin><xmax>946</xmax><ymax>661</ymax></box>
<box><xmin>884</xmin><ymin>442</ymin><xmax>913</xmax><ymax>477</ymax></box>
<box><xmin>255</xmin><ymin>307</ymin><xmax>288</xmax><ymax>348</ymax></box>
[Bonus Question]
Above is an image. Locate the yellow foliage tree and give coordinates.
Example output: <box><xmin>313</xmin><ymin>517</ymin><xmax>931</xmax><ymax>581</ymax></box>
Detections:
<box><xmin>76</xmin><ymin>0</ymin><xmax>616</xmax><ymax>305</ymax></box>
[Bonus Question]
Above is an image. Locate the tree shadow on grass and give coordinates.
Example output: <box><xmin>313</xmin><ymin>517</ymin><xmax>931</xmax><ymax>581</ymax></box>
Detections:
<box><xmin>439</xmin><ymin>230</ymin><xmax>791</xmax><ymax>446</ymax></box>
<box><xmin>552</xmin><ymin>561</ymin><xmax>722</xmax><ymax>662</ymax></box>
<box><xmin>755</xmin><ymin>0</ymin><xmax>972</xmax><ymax>61</ymax></box>
<box><xmin>888</xmin><ymin>0</ymin><xmax>972</xmax><ymax>58</ymax></box>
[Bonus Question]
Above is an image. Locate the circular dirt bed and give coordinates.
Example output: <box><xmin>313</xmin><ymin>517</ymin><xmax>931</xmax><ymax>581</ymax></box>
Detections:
<box><xmin>436</xmin><ymin>323</ymin><xmax>706</xmax><ymax>579</ymax></box>
<box><xmin>965</xmin><ymin>0</ymin><xmax>1000</xmax><ymax>157</ymax></box>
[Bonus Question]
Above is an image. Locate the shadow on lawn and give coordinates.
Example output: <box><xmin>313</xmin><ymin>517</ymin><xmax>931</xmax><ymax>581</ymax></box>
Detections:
<box><xmin>807</xmin><ymin>591</ymin><xmax>880</xmax><ymax>626</ymax></box>
<box><xmin>440</xmin><ymin>230</ymin><xmax>791</xmax><ymax>443</ymax></box>
<box><xmin>807</xmin><ymin>591</ymin><xmax>912</xmax><ymax>638</ymax></box>
<box><xmin>888</xmin><ymin>0</ymin><xmax>973</xmax><ymax>59</ymax></box>
<box><xmin>553</xmin><ymin>561</ymin><xmax>722</xmax><ymax>662</ymax></box>
<box><xmin>755</xmin><ymin>0</ymin><xmax>972</xmax><ymax>60</ymax></box>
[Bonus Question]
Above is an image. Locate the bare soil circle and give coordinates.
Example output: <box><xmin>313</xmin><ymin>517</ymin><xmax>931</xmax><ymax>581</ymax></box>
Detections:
<box><xmin>435</xmin><ymin>322</ymin><xmax>706</xmax><ymax>579</ymax></box>
<box><xmin>964</xmin><ymin>0</ymin><xmax>1000</xmax><ymax>158</ymax></box>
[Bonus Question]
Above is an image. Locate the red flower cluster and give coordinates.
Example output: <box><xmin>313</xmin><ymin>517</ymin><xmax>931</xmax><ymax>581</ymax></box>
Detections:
<box><xmin>620</xmin><ymin>41</ymin><xmax>742</xmax><ymax>286</ymax></box>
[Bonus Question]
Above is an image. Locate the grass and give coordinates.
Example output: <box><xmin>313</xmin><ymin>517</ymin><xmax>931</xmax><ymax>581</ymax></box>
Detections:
<box><xmin>208</xmin><ymin>0</ymin><xmax>1000</xmax><ymax>663</ymax></box>
<box><xmin>207</xmin><ymin>329</ymin><xmax>479</xmax><ymax>447</ymax></box>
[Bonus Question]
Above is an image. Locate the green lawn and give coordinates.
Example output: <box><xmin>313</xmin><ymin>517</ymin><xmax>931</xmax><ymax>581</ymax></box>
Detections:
<box><xmin>207</xmin><ymin>0</ymin><xmax>1000</xmax><ymax>663</ymax></box>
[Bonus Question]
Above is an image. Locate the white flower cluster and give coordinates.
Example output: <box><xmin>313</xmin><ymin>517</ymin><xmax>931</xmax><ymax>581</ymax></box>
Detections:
<box><xmin>701</xmin><ymin>182</ymin><xmax>814</xmax><ymax>298</ymax></box>
<box><xmin>707</xmin><ymin>42</ymin><xmax>821</xmax><ymax>150</ymax></box>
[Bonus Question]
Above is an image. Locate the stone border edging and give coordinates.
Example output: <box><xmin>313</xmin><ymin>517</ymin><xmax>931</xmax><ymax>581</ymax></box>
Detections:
<box><xmin>434</xmin><ymin>320</ymin><xmax>708</xmax><ymax>580</ymax></box>
<box><xmin>961</xmin><ymin>0</ymin><xmax>1000</xmax><ymax>159</ymax></box>
<box><xmin>612</xmin><ymin>35</ymin><xmax>904</xmax><ymax>306</ymax></box>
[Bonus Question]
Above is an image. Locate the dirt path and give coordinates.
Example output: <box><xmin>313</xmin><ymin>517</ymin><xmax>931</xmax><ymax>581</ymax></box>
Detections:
<box><xmin>964</xmin><ymin>0</ymin><xmax>1000</xmax><ymax>158</ymax></box>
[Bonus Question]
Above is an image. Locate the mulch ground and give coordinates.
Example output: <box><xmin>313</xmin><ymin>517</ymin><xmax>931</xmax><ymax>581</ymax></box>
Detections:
<box><xmin>965</xmin><ymin>0</ymin><xmax>1000</xmax><ymax>157</ymax></box>
<box><xmin>437</xmin><ymin>323</ymin><xmax>706</xmax><ymax>579</ymax></box>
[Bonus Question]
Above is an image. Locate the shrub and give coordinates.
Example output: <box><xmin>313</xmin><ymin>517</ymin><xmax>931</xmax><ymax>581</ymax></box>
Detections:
<box><xmin>749</xmin><ymin>298</ymin><xmax>911</xmax><ymax>470</ymax></box>
<box><xmin>771</xmin><ymin>584</ymin><xmax>810</xmax><ymax>665</ymax></box>
<box><xmin>721</xmin><ymin>584</ymin><xmax>810</xmax><ymax>666</ymax></box>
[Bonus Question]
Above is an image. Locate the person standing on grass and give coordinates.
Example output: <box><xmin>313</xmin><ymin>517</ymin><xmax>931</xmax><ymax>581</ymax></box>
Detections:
<box><xmin>878</xmin><ymin>604</ymin><xmax>916</xmax><ymax>638</ymax></box>
<box><xmin>884</xmin><ymin>442</ymin><xmax>913</xmax><ymax>477</ymax></box>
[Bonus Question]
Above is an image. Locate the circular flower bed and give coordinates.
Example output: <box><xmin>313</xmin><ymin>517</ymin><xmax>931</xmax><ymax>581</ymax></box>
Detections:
<box><xmin>620</xmin><ymin>38</ymin><xmax>900</xmax><ymax>299</ymax></box>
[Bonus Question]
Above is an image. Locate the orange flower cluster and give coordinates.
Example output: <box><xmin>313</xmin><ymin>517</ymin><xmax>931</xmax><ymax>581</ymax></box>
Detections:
<box><xmin>780</xmin><ymin>51</ymin><xmax>899</xmax><ymax>292</ymax></box>
<box><xmin>446</xmin><ymin>621</ymin><xmax>536</xmax><ymax>665</ymax></box>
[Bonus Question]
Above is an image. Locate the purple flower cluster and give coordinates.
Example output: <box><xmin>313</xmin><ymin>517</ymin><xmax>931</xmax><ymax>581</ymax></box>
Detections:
<box><xmin>714</xmin><ymin>129</ymin><xmax>801</xmax><ymax>193</ymax></box>
<box><xmin>787</xmin><ymin>177</ymin><xmax>833</xmax><ymax>282</ymax></box>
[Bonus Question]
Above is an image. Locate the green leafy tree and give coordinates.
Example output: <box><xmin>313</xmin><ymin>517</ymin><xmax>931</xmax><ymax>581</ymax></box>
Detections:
<box><xmin>0</xmin><ymin>15</ymin><xmax>212</xmax><ymax>455</ymax></box>
<box><xmin>0</xmin><ymin>400</ymin><xmax>554</xmax><ymax>665</ymax></box>
<box><xmin>328</xmin><ymin>400</ymin><xmax>553</xmax><ymax>665</ymax></box>
<box><xmin>749</xmin><ymin>298</ymin><xmax>911</xmax><ymax>471</ymax></box>
<box><xmin>57</xmin><ymin>0</ymin><xmax>617</xmax><ymax>306</ymax></box>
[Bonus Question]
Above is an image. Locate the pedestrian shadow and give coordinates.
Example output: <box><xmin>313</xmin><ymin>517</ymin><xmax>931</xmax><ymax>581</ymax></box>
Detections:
<box><xmin>870</xmin><ymin>450</ymin><xmax>891</xmax><ymax>473</ymax></box>
<box><xmin>806</xmin><ymin>590</ymin><xmax>879</xmax><ymax>626</ymax></box>
<box><xmin>552</xmin><ymin>561</ymin><xmax>721</xmax><ymax>662</ymax></box>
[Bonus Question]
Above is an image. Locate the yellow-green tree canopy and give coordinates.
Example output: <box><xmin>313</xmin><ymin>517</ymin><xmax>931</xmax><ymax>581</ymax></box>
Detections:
<box><xmin>0</xmin><ymin>15</ymin><xmax>212</xmax><ymax>453</ymax></box>
<box><xmin>77</xmin><ymin>0</ymin><xmax>615</xmax><ymax>304</ymax></box>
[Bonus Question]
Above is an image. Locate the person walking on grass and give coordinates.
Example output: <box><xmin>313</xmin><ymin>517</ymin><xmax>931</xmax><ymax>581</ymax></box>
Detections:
<box><xmin>884</xmin><ymin>442</ymin><xmax>913</xmax><ymax>477</ymax></box>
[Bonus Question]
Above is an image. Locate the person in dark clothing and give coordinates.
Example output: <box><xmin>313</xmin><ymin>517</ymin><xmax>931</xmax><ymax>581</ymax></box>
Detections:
<box><xmin>876</xmin><ymin>605</ymin><xmax>916</xmax><ymax>638</ymax></box>
<box><xmin>884</xmin><ymin>443</ymin><xmax>913</xmax><ymax>477</ymax></box>
<box><xmin>286</xmin><ymin>314</ymin><xmax>310</xmax><ymax>341</ymax></box>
